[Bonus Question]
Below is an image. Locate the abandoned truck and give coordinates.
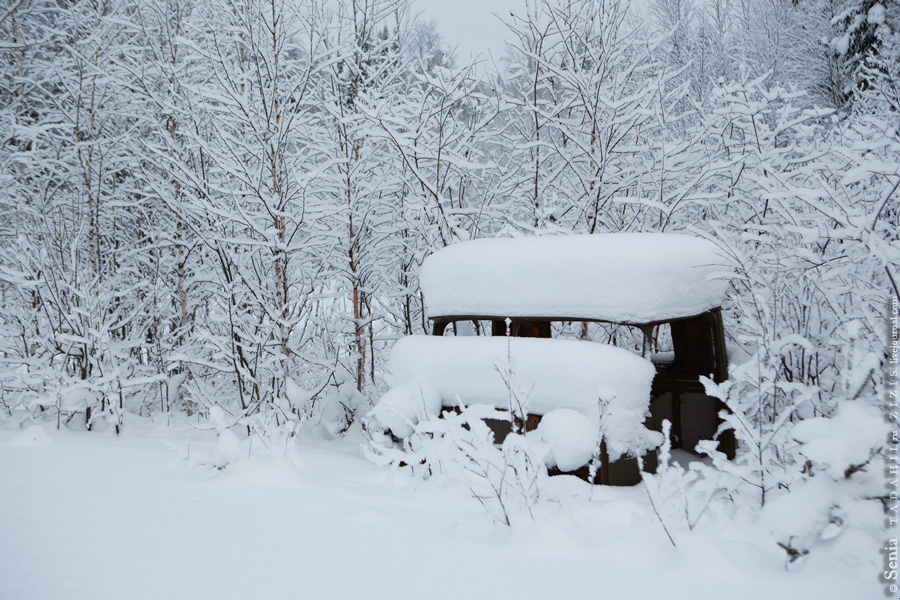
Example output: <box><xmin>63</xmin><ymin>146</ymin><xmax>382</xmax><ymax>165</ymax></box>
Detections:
<box><xmin>369</xmin><ymin>233</ymin><xmax>736</xmax><ymax>486</ymax></box>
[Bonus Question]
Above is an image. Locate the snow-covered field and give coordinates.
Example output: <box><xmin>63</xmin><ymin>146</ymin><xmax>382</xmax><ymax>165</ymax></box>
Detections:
<box><xmin>0</xmin><ymin>420</ymin><xmax>880</xmax><ymax>600</ymax></box>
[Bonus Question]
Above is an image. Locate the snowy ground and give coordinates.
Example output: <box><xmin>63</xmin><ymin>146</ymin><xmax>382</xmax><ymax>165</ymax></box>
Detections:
<box><xmin>0</xmin><ymin>419</ymin><xmax>880</xmax><ymax>600</ymax></box>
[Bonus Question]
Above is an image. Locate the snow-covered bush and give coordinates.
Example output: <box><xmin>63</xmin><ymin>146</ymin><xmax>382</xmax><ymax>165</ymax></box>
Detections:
<box><xmin>366</xmin><ymin>403</ymin><xmax>547</xmax><ymax>526</ymax></box>
<box><xmin>635</xmin><ymin>420</ymin><xmax>733</xmax><ymax>548</ymax></box>
<box><xmin>756</xmin><ymin>400</ymin><xmax>892</xmax><ymax>566</ymax></box>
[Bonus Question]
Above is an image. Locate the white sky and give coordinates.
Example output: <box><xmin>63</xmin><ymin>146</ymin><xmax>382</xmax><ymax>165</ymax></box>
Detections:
<box><xmin>413</xmin><ymin>0</ymin><xmax>526</xmax><ymax>63</ymax></box>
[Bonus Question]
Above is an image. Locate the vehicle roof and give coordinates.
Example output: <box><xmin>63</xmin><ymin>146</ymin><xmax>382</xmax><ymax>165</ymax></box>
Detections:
<box><xmin>419</xmin><ymin>232</ymin><xmax>732</xmax><ymax>325</ymax></box>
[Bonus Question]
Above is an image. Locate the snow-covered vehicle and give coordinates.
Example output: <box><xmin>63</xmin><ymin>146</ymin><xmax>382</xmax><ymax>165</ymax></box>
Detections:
<box><xmin>371</xmin><ymin>233</ymin><xmax>735</xmax><ymax>485</ymax></box>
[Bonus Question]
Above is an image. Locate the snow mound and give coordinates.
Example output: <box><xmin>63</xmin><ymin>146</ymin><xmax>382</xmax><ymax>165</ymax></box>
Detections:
<box><xmin>284</xmin><ymin>377</ymin><xmax>314</xmax><ymax>407</ymax></box>
<box><xmin>60</xmin><ymin>387</ymin><xmax>98</xmax><ymax>412</ymax></box>
<box><xmin>215</xmin><ymin>429</ymin><xmax>244</xmax><ymax>468</ymax></box>
<box><xmin>536</xmin><ymin>409</ymin><xmax>598</xmax><ymax>472</ymax></box>
<box><xmin>382</xmin><ymin>335</ymin><xmax>658</xmax><ymax>460</ymax></box>
<box><xmin>369</xmin><ymin>381</ymin><xmax>442</xmax><ymax>439</ymax></box>
<box><xmin>8</xmin><ymin>425</ymin><xmax>53</xmax><ymax>447</ymax></box>
<box><xmin>419</xmin><ymin>233</ymin><xmax>732</xmax><ymax>324</ymax></box>
<box><xmin>792</xmin><ymin>402</ymin><xmax>890</xmax><ymax>479</ymax></box>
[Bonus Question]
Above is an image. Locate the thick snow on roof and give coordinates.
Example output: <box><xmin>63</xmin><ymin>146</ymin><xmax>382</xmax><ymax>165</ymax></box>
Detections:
<box><xmin>420</xmin><ymin>233</ymin><xmax>732</xmax><ymax>325</ymax></box>
<box><xmin>385</xmin><ymin>336</ymin><xmax>660</xmax><ymax>460</ymax></box>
